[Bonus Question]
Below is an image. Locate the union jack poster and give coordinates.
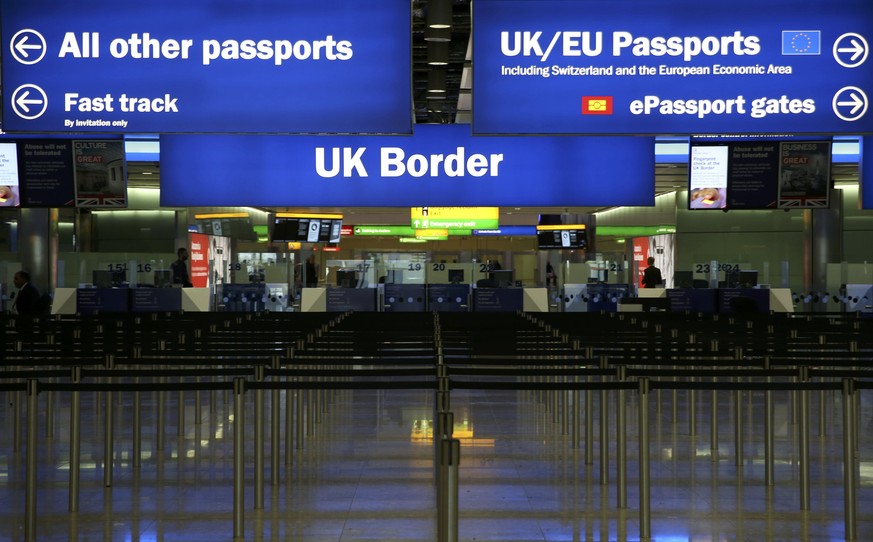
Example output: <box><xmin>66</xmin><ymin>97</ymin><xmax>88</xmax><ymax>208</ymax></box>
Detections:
<box><xmin>777</xmin><ymin>141</ymin><xmax>831</xmax><ymax>209</ymax></box>
<box><xmin>73</xmin><ymin>140</ymin><xmax>127</xmax><ymax>208</ymax></box>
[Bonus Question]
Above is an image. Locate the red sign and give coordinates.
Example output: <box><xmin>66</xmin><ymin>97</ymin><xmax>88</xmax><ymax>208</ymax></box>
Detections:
<box><xmin>632</xmin><ymin>237</ymin><xmax>650</xmax><ymax>287</ymax></box>
<box><xmin>341</xmin><ymin>225</ymin><xmax>355</xmax><ymax>236</ymax></box>
<box><xmin>189</xmin><ymin>232</ymin><xmax>209</xmax><ymax>288</ymax></box>
<box><xmin>581</xmin><ymin>96</ymin><xmax>613</xmax><ymax>115</ymax></box>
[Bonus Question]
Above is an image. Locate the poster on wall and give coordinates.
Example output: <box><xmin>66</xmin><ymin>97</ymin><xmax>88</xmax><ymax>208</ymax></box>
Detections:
<box><xmin>189</xmin><ymin>233</ymin><xmax>210</xmax><ymax>288</ymax></box>
<box><xmin>633</xmin><ymin>234</ymin><xmax>675</xmax><ymax>288</ymax></box>
<box><xmin>777</xmin><ymin>141</ymin><xmax>831</xmax><ymax>208</ymax></box>
<box><xmin>73</xmin><ymin>140</ymin><xmax>127</xmax><ymax>207</ymax></box>
<box><xmin>17</xmin><ymin>139</ymin><xmax>76</xmax><ymax>206</ymax></box>
<box><xmin>688</xmin><ymin>145</ymin><xmax>728</xmax><ymax>209</ymax></box>
<box><xmin>0</xmin><ymin>142</ymin><xmax>21</xmax><ymax>207</ymax></box>
<box><xmin>189</xmin><ymin>232</ymin><xmax>232</xmax><ymax>289</ymax></box>
<box><xmin>210</xmin><ymin>235</ymin><xmax>232</xmax><ymax>289</ymax></box>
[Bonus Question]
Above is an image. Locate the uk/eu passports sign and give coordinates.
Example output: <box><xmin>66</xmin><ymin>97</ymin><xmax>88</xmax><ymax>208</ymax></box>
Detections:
<box><xmin>1</xmin><ymin>0</ymin><xmax>411</xmax><ymax>134</ymax></box>
<box><xmin>473</xmin><ymin>0</ymin><xmax>873</xmax><ymax>135</ymax></box>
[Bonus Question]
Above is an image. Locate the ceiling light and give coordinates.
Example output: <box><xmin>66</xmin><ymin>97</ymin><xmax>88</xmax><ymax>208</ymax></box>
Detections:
<box><xmin>427</xmin><ymin>69</ymin><xmax>446</xmax><ymax>94</ymax></box>
<box><xmin>427</xmin><ymin>41</ymin><xmax>449</xmax><ymax>66</ymax></box>
<box><xmin>427</xmin><ymin>0</ymin><xmax>452</xmax><ymax>29</ymax></box>
<box><xmin>424</xmin><ymin>26</ymin><xmax>451</xmax><ymax>43</ymax></box>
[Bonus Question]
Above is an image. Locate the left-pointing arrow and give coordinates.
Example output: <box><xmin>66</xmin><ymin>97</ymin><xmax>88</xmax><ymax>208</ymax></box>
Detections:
<box><xmin>14</xmin><ymin>35</ymin><xmax>42</xmax><ymax>58</ymax></box>
<box><xmin>15</xmin><ymin>90</ymin><xmax>43</xmax><ymax>113</ymax></box>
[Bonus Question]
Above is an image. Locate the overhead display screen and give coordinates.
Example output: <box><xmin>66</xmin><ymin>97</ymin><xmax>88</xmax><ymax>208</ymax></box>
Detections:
<box><xmin>0</xmin><ymin>138</ymin><xmax>125</xmax><ymax>207</ymax></box>
<box><xmin>270</xmin><ymin>214</ymin><xmax>343</xmax><ymax>243</ymax></box>
<box><xmin>473</xmin><ymin>0</ymin><xmax>873</xmax><ymax>134</ymax></box>
<box><xmin>536</xmin><ymin>224</ymin><xmax>588</xmax><ymax>249</ymax></box>
<box><xmin>0</xmin><ymin>143</ymin><xmax>21</xmax><ymax>207</ymax></box>
<box><xmin>1</xmin><ymin>0</ymin><xmax>411</xmax><ymax>134</ymax></box>
<box><xmin>688</xmin><ymin>138</ymin><xmax>832</xmax><ymax>209</ymax></box>
<box><xmin>160</xmin><ymin>125</ymin><xmax>655</xmax><ymax>207</ymax></box>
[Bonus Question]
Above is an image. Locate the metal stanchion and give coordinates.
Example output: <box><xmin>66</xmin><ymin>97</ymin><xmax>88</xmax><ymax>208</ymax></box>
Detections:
<box><xmin>177</xmin><ymin>387</ymin><xmax>185</xmax><ymax>437</ymax></box>
<box><xmin>764</xmin><ymin>357</ymin><xmax>775</xmax><ymax>486</ymax></box>
<box><xmin>638</xmin><ymin>378</ymin><xmax>651</xmax><ymax>541</ymax></box>
<box><xmin>296</xmin><ymin>386</ymin><xmax>304</xmax><ymax>450</ymax></box>
<box><xmin>735</xmin><ymin>387</ymin><xmax>744</xmax><ymax>468</ymax></box>
<box><xmin>285</xmin><ymin>388</ymin><xmax>294</xmax><ymax>465</ymax></box>
<box><xmin>285</xmin><ymin>350</ymin><xmax>295</xmax><ymax>465</ymax></box>
<box><xmin>26</xmin><ymin>379</ymin><xmax>38</xmax><ymax>542</ymax></box>
<box><xmin>799</xmin><ymin>367</ymin><xmax>810</xmax><ymax>510</ymax></box>
<box><xmin>45</xmin><ymin>375</ymin><xmax>54</xmax><ymax>439</ymax></box>
<box><xmin>14</xmin><ymin>387</ymin><xmax>22</xmax><ymax>453</ymax></box>
<box><xmin>842</xmin><ymin>379</ymin><xmax>857</xmax><ymax>541</ymax></box>
<box><xmin>711</xmin><ymin>377</ymin><xmax>718</xmax><ymax>461</ymax></box>
<box><xmin>104</xmin><ymin>355</ymin><xmax>114</xmax><ymax>487</ymax></box>
<box><xmin>688</xmin><ymin>376</ymin><xmax>696</xmax><ymax>437</ymax></box>
<box><xmin>195</xmin><ymin>375</ymin><xmax>202</xmax><ymax>424</ymax></box>
<box><xmin>437</xmin><ymin>438</ymin><xmax>460</xmax><ymax>542</ymax></box>
<box><xmin>69</xmin><ymin>367</ymin><xmax>82</xmax><ymax>512</ymax></box>
<box><xmin>819</xmin><ymin>388</ymin><xmax>827</xmax><ymax>437</ymax></box>
<box><xmin>157</xmin><ymin>372</ymin><xmax>166</xmax><ymax>455</ymax></box>
<box><xmin>585</xmin><ymin>374</ymin><xmax>593</xmax><ymax>465</ymax></box>
<box><xmin>254</xmin><ymin>366</ymin><xmax>265</xmax><ymax>509</ymax></box>
<box><xmin>133</xmin><ymin>376</ymin><xmax>142</xmax><ymax>469</ymax></box>
<box><xmin>572</xmin><ymin>384</ymin><xmax>581</xmax><ymax>450</ymax></box>
<box><xmin>617</xmin><ymin>367</ymin><xmax>627</xmax><ymax>509</ymax></box>
<box><xmin>600</xmin><ymin>356</ymin><xmax>608</xmax><ymax>485</ymax></box>
<box><xmin>271</xmin><ymin>356</ymin><xmax>281</xmax><ymax>486</ymax></box>
<box><xmin>233</xmin><ymin>377</ymin><xmax>245</xmax><ymax>540</ymax></box>
<box><xmin>562</xmin><ymin>376</ymin><xmax>569</xmax><ymax>435</ymax></box>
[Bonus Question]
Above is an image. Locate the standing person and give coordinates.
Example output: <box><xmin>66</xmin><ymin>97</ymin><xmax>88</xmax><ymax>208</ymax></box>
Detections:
<box><xmin>171</xmin><ymin>247</ymin><xmax>193</xmax><ymax>287</ymax></box>
<box><xmin>12</xmin><ymin>270</ymin><xmax>41</xmax><ymax>315</ymax></box>
<box><xmin>546</xmin><ymin>261</ymin><xmax>556</xmax><ymax>287</ymax></box>
<box><xmin>641</xmin><ymin>256</ymin><xmax>663</xmax><ymax>288</ymax></box>
<box><xmin>305</xmin><ymin>255</ymin><xmax>318</xmax><ymax>288</ymax></box>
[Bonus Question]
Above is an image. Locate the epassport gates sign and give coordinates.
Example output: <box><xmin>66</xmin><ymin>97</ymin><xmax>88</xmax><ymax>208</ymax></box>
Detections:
<box><xmin>473</xmin><ymin>0</ymin><xmax>873</xmax><ymax>135</ymax></box>
<box><xmin>1</xmin><ymin>0</ymin><xmax>411</xmax><ymax>134</ymax></box>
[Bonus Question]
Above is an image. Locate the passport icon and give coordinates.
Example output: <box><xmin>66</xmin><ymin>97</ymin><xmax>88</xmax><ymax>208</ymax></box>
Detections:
<box><xmin>582</xmin><ymin>96</ymin><xmax>613</xmax><ymax>115</ymax></box>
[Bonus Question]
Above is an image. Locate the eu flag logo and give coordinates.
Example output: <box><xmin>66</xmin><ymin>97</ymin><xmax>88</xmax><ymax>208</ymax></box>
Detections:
<box><xmin>782</xmin><ymin>31</ymin><xmax>821</xmax><ymax>55</ymax></box>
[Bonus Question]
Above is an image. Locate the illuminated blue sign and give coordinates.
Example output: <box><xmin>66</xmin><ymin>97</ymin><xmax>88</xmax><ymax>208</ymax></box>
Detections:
<box><xmin>473</xmin><ymin>226</ymin><xmax>537</xmax><ymax>236</ymax></box>
<box><xmin>159</xmin><ymin>125</ymin><xmax>654</xmax><ymax>207</ymax></box>
<box><xmin>473</xmin><ymin>0</ymin><xmax>873</xmax><ymax>134</ymax></box>
<box><xmin>1</xmin><ymin>0</ymin><xmax>411</xmax><ymax>134</ymax></box>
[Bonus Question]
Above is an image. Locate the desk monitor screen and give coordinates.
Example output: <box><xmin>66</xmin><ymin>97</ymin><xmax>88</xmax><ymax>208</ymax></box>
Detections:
<box><xmin>491</xmin><ymin>270</ymin><xmax>514</xmax><ymax>288</ymax></box>
<box><xmin>674</xmin><ymin>270</ymin><xmax>694</xmax><ymax>289</ymax></box>
<box><xmin>154</xmin><ymin>269</ymin><xmax>172</xmax><ymax>288</ymax></box>
<box><xmin>448</xmin><ymin>269</ymin><xmax>464</xmax><ymax>283</ymax></box>
<box><xmin>336</xmin><ymin>269</ymin><xmax>357</xmax><ymax>288</ymax></box>
<box><xmin>738</xmin><ymin>270</ymin><xmax>758</xmax><ymax>288</ymax></box>
<box><xmin>93</xmin><ymin>269</ymin><xmax>125</xmax><ymax>288</ymax></box>
<box><xmin>93</xmin><ymin>270</ymin><xmax>113</xmax><ymax>288</ymax></box>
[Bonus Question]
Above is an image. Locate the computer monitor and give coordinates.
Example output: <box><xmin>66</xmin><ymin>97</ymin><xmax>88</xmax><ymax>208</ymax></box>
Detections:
<box><xmin>93</xmin><ymin>270</ymin><xmax>114</xmax><ymax>288</ymax></box>
<box><xmin>448</xmin><ymin>269</ymin><xmax>464</xmax><ymax>284</ymax></box>
<box><xmin>738</xmin><ymin>270</ymin><xmax>758</xmax><ymax>288</ymax></box>
<box><xmin>491</xmin><ymin>270</ymin><xmax>514</xmax><ymax>288</ymax></box>
<box><xmin>154</xmin><ymin>269</ymin><xmax>172</xmax><ymax>288</ymax></box>
<box><xmin>336</xmin><ymin>269</ymin><xmax>357</xmax><ymax>288</ymax></box>
<box><xmin>674</xmin><ymin>270</ymin><xmax>694</xmax><ymax>289</ymax></box>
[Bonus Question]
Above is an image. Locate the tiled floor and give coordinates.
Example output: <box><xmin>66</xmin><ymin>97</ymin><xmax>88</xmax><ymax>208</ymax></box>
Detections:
<box><xmin>1</xmin><ymin>382</ymin><xmax>871</xmax><ymax>541</ymax></box>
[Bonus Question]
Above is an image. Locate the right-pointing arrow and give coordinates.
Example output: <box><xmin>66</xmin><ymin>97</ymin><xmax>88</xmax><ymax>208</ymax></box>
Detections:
<box><xmin>837</xmin><ymin>93</ymin><xmax>865</xmax><ymax>115</ymax></box>
<box><xmin>15</xmin><ymin>90</ymin><xmax>45</xmax><ymax>113</ymax></box>
<box><xmin>837</xmin><ymin>39</ymin><xmax>865</xmax><ymax>62</ymax></box>
<box><xmin>13</xmin><ymin>35</ymin><xmax>42</xmax><ymax>58</ymax></box>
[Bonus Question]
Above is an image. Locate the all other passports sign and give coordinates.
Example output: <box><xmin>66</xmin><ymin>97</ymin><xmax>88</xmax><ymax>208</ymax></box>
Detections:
<box><xmin>473</xmin><ymin>0</ymin><xmax>873</xmax><ymax>134</ymax></box>
<box><xmin>1</xmin><ymin>0</ymin><xmax>411</xmax><ymax>134</ymax></box>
